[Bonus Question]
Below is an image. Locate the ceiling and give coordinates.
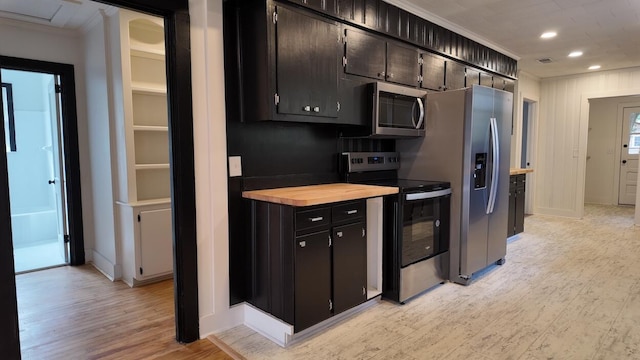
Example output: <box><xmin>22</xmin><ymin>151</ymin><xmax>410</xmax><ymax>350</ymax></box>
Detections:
<box><xmin>1</xmin><ymin>0</ymin><xmax>639</xmax><ymax>79</ymax></box>
<box><xmin>392</xmin><ymin>0</ymin><xmax>640</xmax><ymax>78</ymax></box>
<box><xmin>0</xmin><ymin>0</ymin><xmax>111</xmax><ymax>30</ymax></box>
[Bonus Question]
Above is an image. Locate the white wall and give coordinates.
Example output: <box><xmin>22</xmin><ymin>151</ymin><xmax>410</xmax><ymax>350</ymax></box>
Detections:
<box><xmin>189</xmin><ymin>0</ymin><xmax>243</xmax><ymax>336</ymax></box>
<box><xmin>538</xmin><ymin>67</ymin><xmax>640</xmax><ymax>220</ymax></box>
<box><xmin>83</xmin><ymin>13</ymin><xmax>120</xmax><ymax>278</ymax></box>
<box><xmin>513</xmin><ymin>71</ymin><xmax>540</xmax><ymax>214</ymax></box>
<box><xmin>0</xmin><ymin>19</ymin><xmax>94</xmax><ymax>259</ymax></box>
<box><xmin>585</xmin><ymin>96</ymin><xmax>640</xmax><ymax>205</ymax></box>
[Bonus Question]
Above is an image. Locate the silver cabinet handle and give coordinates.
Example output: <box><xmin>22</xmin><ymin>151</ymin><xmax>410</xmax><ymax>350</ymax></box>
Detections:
<box><xmin>313</xmin><ymin>106</ymin><xmax>320</xmax><ymax>112</ymax></box>
<box><xmin>336</xmin><ymin>231</ymin><xmax>343</xmax><ymax>238</ymax></box>
<box><xmin>346</xmin><ymin>210</ymin><xmax>358</xmax><ymax>215</ymax></box>
<box><xmin>309</xmin><ymin>216</ymin><xmax>323</xmax><ymax>222</ymax></box>
<box><xmin>388</xmin><ymin>73</ymin><xmax>394</xmax><ymax>79</ymax></box>
<box><xmin>303</xmin><ymin>105</ymin><xmax>311</xmax><ymax>112</ymax></box>
<box><xmin>378</xmin><ymin>71</ymin><xmax>385</xmax><ymax>78</ymax></box>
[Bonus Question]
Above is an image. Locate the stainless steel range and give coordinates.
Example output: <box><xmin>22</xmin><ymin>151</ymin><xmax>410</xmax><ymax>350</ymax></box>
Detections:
<box><xmin>341</xmin><ymin>152</ymin><xmax>451</xmax><ymax>303</ymax></box>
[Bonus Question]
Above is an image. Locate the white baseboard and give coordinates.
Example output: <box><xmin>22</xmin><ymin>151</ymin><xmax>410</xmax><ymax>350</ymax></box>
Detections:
<box><xmin>91</xmin><ymin>250</ymin><xmax>121</xmax><ymax>281</ymax></box>
<box><xmin>243</xmin><ymin>303</ymin><xmax>293</xmax><ymax>347</ymax></box>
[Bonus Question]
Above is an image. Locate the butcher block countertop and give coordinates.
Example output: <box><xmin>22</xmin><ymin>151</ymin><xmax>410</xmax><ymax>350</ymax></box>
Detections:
<box><xmin>510</xmin><ymin>168</ymin><xmax>534</xmax><ymax>175</ymax></box>
<box><xmin>242</xmin><ymin>183</ymin><xmax>399</xmax><ymax>207</ymax></box>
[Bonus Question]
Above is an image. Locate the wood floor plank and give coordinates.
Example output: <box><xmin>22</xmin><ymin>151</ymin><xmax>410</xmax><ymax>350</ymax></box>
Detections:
<box><xmin>16</xmin><ymin>265</ymin><xmax>233</xmax><ymax>360</ymax></box>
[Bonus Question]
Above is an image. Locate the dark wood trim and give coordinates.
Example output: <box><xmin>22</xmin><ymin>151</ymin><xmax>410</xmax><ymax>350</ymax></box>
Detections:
<box><xmin>1</xmin><ymin>83</ymin><xmax>16</xmax><ymax>152</ymax></box>
<box><xmin>0</xmin><ymin>56</ymin><xmax>86</xmax><ymax>265</ymax></box>
<box><xmin>165</xmin><ymin>9</ymin><xmax>199</xmax><ymax>343</ymax></box>
<box><xmin>0</xmin><ymin>73</ymin><xmax>20</xmax><ymax>360</ymax></box>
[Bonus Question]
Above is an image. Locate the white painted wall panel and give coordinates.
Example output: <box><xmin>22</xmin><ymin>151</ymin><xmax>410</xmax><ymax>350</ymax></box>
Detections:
<box><xmin>539</xmin><ymin>67</ymin><xmax>640</xmax><ymax>218</ymax></box>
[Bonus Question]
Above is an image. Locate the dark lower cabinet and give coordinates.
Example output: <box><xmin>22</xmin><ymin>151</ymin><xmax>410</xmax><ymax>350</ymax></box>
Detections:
<box><xmin>332</xmin><ymin>222</ymin><xmax>367</xmax><ymax>314</ymax></box>
<box><xmin>508</xmin><ymin>174</ymin><xmax>526</xmax><ymax>236</ymax></box>
<box><xmin>249</xmin><ymin>199</ymin><xmax>367</xmax><ymax>333</ymax></box>
<box><xmin>295</xmin><ymin>230</ymin><xmax>332</xmax><ymax>332</ymax></box>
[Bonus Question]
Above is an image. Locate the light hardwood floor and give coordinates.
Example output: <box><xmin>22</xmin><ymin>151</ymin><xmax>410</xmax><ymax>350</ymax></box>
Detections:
<box><xmin>16</xmin><ymin>266</ymin><xmax>233</xmax><ymax>360</ymax></box>
<box><xmin>217</xmin><ymin>205</ymin><xmax>640</xmax><ymax>359</ymax></box>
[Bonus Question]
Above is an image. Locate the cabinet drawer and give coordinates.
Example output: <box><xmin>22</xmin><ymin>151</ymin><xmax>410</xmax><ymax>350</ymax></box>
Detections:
<box><xmin>332</xmin><ymin>200</ymin><xmax>365</xmax><ymax>224</ymax></box>
<box><xmin>296</xmin><ymin>207</ymin><xmax>331</xmax><ymax>232</ymax></box>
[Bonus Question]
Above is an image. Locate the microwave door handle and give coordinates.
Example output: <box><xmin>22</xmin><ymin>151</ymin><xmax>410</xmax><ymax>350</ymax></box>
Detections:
<box><xmin>415</xmin><ymin>97</ymin><xmax>425</xmax><ymax>129</ymax></box>
<box><xmin>411</xmin><ymin>100</ymin><xmax>418</xmax><ymax>128</ymax></box>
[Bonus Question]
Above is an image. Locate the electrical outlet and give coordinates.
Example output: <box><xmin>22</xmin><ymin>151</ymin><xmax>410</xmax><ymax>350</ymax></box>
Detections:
<box><xmin>228</xmin><ymin>156</ymin><xmax>242</xmax><ymax>177</ymax></box>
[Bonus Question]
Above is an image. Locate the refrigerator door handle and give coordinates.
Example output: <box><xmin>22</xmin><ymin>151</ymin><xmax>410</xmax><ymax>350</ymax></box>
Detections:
<box><xmin>487</xmin><ymin>117</ymin><xmax>500</xmax><ymax>214</ymax></box>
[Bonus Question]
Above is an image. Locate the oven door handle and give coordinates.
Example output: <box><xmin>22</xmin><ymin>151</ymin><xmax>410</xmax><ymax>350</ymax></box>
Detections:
<box><xmin>405</xmin><ymin>188</ymin><xmax>452</xmax><ymax>201</ymax></box>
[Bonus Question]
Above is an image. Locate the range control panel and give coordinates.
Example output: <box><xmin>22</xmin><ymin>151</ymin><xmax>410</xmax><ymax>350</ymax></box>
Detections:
<box><xmin>341</xmin><ymin>152</ymin><xmax>401</xmax><ymax>173</ymax></box>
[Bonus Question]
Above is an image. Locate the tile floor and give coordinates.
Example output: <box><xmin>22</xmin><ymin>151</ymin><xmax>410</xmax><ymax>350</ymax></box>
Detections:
<box><xmin>217</xmin><ymin>204</ymin><xmax>640</xmax><ymax>360</ymax></box>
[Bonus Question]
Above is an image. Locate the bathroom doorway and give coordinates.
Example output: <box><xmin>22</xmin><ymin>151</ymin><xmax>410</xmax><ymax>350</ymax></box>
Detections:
<box><xmin>2</xmin><ymin>68</ymin><xmax>69</xmax><ymax>273</ymax></box>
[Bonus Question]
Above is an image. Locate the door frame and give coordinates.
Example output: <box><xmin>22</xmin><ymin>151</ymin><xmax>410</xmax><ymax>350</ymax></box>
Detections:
<box><xmin>0</xmin><ymin>56</ymin><xmax>85</xmax><ymax>266</ymax></box>
<box><xmin>0</xmin><ymin>0</ymin><xmax>198</xmax><ymax>356</ymax></box>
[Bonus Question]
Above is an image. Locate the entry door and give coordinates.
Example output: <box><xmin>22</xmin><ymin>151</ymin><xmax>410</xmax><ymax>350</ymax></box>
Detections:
<box><xmin>619</xmin><ymin>106</ymin><xmax>640</xmax><ymax>205</ymax></box>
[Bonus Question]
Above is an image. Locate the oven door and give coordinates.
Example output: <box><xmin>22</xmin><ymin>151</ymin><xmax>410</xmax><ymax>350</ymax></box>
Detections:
<box><xmin>401</xmin><ymin>189</ymin><xmax>451</xmax><ymax>267</ymax></box>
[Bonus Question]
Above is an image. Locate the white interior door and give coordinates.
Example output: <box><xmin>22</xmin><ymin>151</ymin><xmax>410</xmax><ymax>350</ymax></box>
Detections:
<box><xmin>48</xmin><ymin>76</ymin><xmax>69</xmax><ymax>262</ymax></box>
<box><xmin>619</xmin><ymin>106</ymin><xmax>640</xmax><ymax>205</ymax></box>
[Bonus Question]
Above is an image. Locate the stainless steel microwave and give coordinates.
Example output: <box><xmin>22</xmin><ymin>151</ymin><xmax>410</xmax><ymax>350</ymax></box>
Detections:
<box><xmin>371</xmin><ymin>82</ymin><xmax>427</xmax><ymax>138</ymax></box>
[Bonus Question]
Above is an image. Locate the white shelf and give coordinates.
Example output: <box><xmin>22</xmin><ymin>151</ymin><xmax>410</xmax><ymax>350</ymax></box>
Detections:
<box><xmin>130</xmin><ymin>46</ymin><xmax>165</xmax><ymax>60</ymax></box>
<box><xmin>367</xmin><ymin>287</ymin><xmax>382</xmax><ymax>300</ymax></box>
<box><xmin>117</xmin><ymin>198</ymin><xmax>171</xmax><ymax>207</ymax></box>
<box><xmin>135</xmin><ymin>163</ymin><xmax>170</xmax><ymax>170</ymax></box>
<box><xmin>131</xmin><ymin>82</ymin><xmax>166</xmax><ymax>95</ymax></box>
<box><xmin>133</xmin><ymin>125</ymin><xmax>168</xmax><ymax>132</ymax></box>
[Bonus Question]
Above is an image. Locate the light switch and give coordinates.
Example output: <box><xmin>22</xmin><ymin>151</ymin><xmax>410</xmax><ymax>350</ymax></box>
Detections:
<box><xmin>228</xmin><ymin>156</ymin><xmax>242</xmax><ymax>177</ymax></box>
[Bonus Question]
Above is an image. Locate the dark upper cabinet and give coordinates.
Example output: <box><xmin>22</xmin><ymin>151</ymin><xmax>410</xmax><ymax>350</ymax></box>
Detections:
<box><xmin>420</xmin><ymin>52</ymin><xmax>446</xmax><ymax>91</ymax></box>
<box><xmin>276</xmin><ymin>6</ymin><xmax>340</xmax><ymax>118</ymax></box>
<box><xmin>344</xmin><ymin>28</ymin><xmax>386</xmax><ymax>80</ymax></box>
<box><xmin>227</xmin><ymin>1</ymin><xmax>341</xmax><ymax>123</ymax></box>
<box><xmin>386</xmin><ymin>42</ymin><xmax>420</xmax><ymax>86</ymax></box>
<box><xmin>466</xmin><ymin>67</ymin><xmax>480</xmax><ymax>87</ymax></box>
<box><xmin>344</xmin><ymin>27</ymin><xmax>419</xmax><ymax>87</ymax></box>
<box><xmin>294</xmin><ymin>230</ymin><xmax>332</xmax><ymax>332</ymax></box>
<box><xmin>504</xmin><ymin>78</ymin><xmax>516</xmax><ymax>93</ymax></box>
<box><xmin>493</xmin><ymin>76</ymin><xmax>516</xmax><ymax>93</ymax></box>
<box><xmin>479</xmin><ymin>72</ymin><xmax>493</xmax><ymax>87</ymax></box>
<box><xmin>445</xmin><ymin>60</ymin><xmax>465</xmax><ymax>91</ymax></box>
<box><xmin>299</xmin><ymin>0</ymin><xmax>337</xmax><ymax>14</ymax></box>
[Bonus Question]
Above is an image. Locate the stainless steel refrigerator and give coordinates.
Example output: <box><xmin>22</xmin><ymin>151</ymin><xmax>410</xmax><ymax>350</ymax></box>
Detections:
<box><xmin>397</xmin><ymin>85</ymin><xmax>512</xmax><ymax>285</ymax></box>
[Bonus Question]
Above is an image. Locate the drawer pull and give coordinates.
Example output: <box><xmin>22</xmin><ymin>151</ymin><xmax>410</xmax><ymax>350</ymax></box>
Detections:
<box><xmin>337</xmin><ymin>231</ymin><xmax>343</xmax><ymax>238</ymax></box>
<box><xmin>309</xmin><ymin>216</ymin><xmax>324</xmax><ymax>222</ymax></box>
<box><xmin>299</xmin><ymin>241</ymin><xmax>306</xmax><ymax>248</ymax></box>
<box><xmin>346</xmin><ymin>209</ymin><xmax>358</xmax><ymax>215</ymax></box>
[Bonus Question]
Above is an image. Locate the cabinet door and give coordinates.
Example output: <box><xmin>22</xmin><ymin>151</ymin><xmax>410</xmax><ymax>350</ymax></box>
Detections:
<box><xmin>421</xmin><ymin>52</ymin><xmax>446</xmax><ymax>91</ymax></box>
<box><xmin>301</xmin><ymin>0</ymin><xmax>337</xmax><ymax>15</ymax></box>
<box><xmin>332</xmin><ymin>222</ymin><xmax>367</xmax><ymax>314</ymax></box>
<box><xmin>466</xmin><ymin>67</ymin><xmax>480</xmax><ymax>87</ymax></box>
<box><xmin>507</xmin><ymin>179</ymin><xmax>516</xmax><ymax>237</ymax></box>
<box><xmin>515</xmin><ymin>176</ymin><xmax>526</xmax><ymax>234</ymax></box>
<box><xmin>276</xmin><ymin>6</ymin><xmax>339</xmax><ymax>118</ymax></box>
<box><xmin>344</xmin><ymin>28</ymin><xmax>386</xmax><ymax>80</ymax></box>
<box><xmin>138</xmin><ymin>208</ymin><xmax>173</xmax><ymax>278</ymax></box>
<box><xmin>295</xmin><ymin>230</ymin><xmax>332</xmax><ymax>332</ymax></box>
<box><xmin>479</xmin><ymin>72</ymin><xmax>493</xmax><ymax>87</ymax></box>
<box><xmin>445</xmin><ymin>61</ymin><xmax>465</xmax><ymax>90</ymax></box>
<box><xmin>386</xmin><ymin>41</ymin><xmax>420</xmax><ymax>86</ymax></box>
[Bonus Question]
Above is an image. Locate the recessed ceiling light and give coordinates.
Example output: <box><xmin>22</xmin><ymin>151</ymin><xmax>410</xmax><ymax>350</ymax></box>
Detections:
<box><xmin>540</xmin><ymin>32</ymin><xmax>557</xmax><ymax>39</ymax></box>
<box><xmin>568</xmin><ymin>51</ymin><xmax>583</xmax><ymax>57</ymax></box>
<box><xmin>588</xmin><ymin>65</ymin><xmax>601</xmax><ymax>70</ymax></box>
